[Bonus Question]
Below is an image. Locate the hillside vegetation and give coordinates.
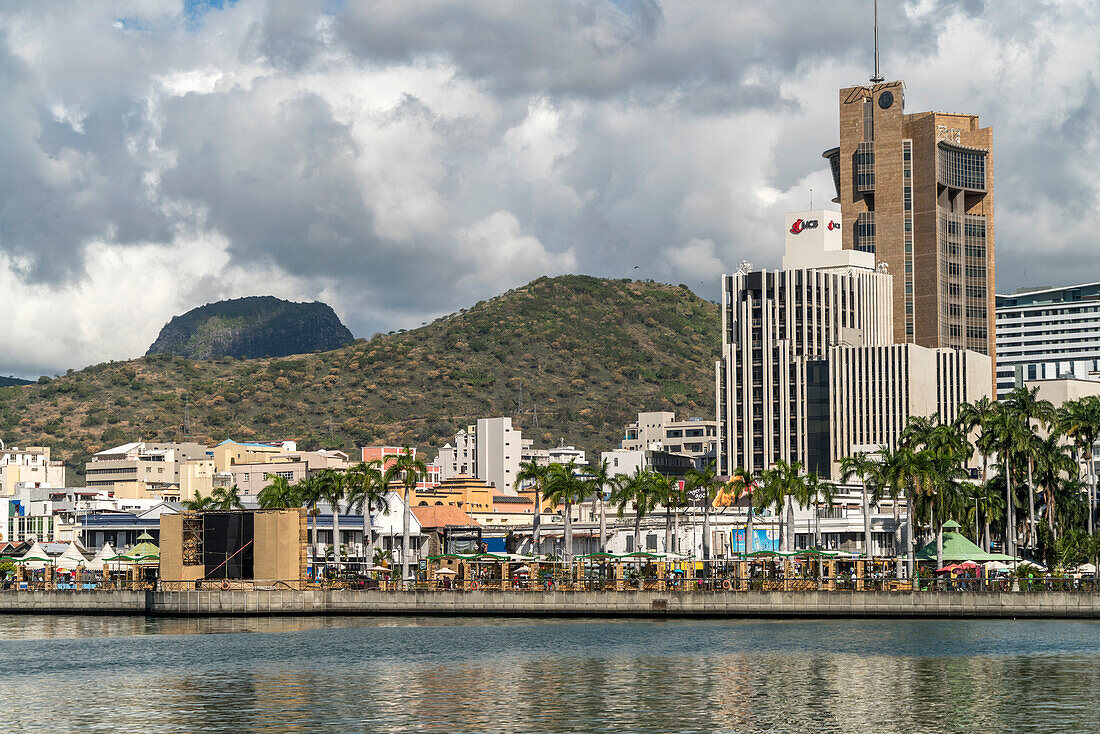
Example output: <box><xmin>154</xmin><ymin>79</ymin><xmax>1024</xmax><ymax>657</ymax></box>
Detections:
<box><xmin>0</xmin><ymin>276</ymin><xmax>719</xmax><ymax>482</ymax></box>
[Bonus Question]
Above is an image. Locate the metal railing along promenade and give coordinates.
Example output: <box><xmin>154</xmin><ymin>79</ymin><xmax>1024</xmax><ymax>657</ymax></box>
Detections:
<box><xmin>5</xmin><ymin>576</ymin><xmax>1099</xmax><ymax>594</ymax></box>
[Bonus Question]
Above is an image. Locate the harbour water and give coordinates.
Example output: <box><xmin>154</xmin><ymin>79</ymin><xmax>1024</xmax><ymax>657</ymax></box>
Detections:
<box><xmin>2</xmin><ymin>615</ymin><xmax>1099</xmax><ymax>733</ymax></box>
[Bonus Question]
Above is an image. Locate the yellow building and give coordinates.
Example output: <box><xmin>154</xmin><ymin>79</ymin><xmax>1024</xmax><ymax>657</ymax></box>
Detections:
<box><xmin>410</xmin><ymin>474</ymin><xmax>494</xmax><ymax>512</ymax></box>
<box><xmin>209</xmin><ymin>439</ymin><xmax>293</xmax><ymax>473</ymax></box>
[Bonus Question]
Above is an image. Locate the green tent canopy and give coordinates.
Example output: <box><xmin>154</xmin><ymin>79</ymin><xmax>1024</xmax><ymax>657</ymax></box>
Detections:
<box><xmin>915</xmin><ymin>520</ymin><xmax>1016</xmax><ymax>562</ymax></box>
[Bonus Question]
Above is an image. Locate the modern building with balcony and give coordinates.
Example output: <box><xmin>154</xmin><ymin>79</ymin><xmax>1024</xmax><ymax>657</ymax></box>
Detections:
<box><xmin>995</xmin><ymin>282</ymin><xmax>1100</xmax><ymax>398</ymax></box>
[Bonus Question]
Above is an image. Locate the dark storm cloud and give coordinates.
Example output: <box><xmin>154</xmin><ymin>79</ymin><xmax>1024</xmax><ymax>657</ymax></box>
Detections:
<box><xmin>0</xmin><ymin>0</ymin><xmax>1098</xmax><ymax>376</ymax></box>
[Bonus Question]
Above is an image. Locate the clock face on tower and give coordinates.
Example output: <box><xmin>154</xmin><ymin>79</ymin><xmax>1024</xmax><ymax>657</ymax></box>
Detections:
<box><xmin>878</xmin><ymin>90</ymin><xmax>894</xmax><ymax>110</ymax></box>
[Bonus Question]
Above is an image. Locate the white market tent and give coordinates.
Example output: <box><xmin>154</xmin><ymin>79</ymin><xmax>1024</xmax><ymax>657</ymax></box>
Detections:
<box><xmin>18</xmin><ymin>541</ymin><xmax>53</xmax><ymax>570</ymax></box>
<box><xmin>85</xmin><ymin>542</ymin><xmax>116</xmax><ymax>572</ymax></box>
<box><xmin>56</xmin><ymin>542</ymin><xmax>89</xmax><ymax>571</ymax></box>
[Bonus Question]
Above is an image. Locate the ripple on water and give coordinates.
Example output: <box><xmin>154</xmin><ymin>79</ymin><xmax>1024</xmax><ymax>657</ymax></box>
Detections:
<box><xmin>1</xmin><ymin>616</ymin><xmax>1098</xmax><ymax>733</ymax></box>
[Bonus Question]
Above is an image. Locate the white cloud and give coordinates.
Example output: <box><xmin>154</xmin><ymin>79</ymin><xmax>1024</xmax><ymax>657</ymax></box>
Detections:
<box><xmin>454</xmin><ymin>211</ymin><xmax>577</xmax><ymax>293</ymax></box>
<box><xmin>1</xmin><ymin>0</ymin><xmax>1099</xmax><ymax>376</ymax></box>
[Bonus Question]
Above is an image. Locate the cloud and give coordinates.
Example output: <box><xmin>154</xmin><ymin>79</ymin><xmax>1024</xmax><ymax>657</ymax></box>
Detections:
<box><xmin>0</xmin><ymin>0</ymin><xmax>1099</xmax><ymax>376</ymax></box>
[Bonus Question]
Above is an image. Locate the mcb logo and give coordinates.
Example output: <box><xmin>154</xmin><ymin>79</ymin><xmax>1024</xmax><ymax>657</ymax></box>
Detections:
<box><xmin>790</xmin><ymin>218</ymin><xmax>839</xmax><ymax>234</ymax></box>
<box><xmin>790</xmin><ymin>218</ymin><xmax>817</xmax><ymax>234</ymax></box>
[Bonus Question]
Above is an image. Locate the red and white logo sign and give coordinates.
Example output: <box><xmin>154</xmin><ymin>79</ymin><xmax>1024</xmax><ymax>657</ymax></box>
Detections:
<box><xmin>790</xmin><ymin>218</ymin><xmax>816</xmax><ymax>234</ymax></box>
<box><xmin>790</xmin><ymin>218</ymin><xmax>839</xmax><ymax>234</ymax></box>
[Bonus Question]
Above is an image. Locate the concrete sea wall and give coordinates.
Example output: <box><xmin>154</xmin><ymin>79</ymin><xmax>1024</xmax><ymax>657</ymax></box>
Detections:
<box><xmin>4</xmin><ymin>589</ymin><xmax>1100</xmax><ymax>618</ymax></box>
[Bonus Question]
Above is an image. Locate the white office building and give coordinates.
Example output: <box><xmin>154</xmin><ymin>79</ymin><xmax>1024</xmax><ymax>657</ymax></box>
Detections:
<box><xmin>995</xmin><ymin>282</ymin><xmax>1100</xmax><ymax>398</ymax></box>
<box><xmin>435</xmin><ymin>417</ymin><xmax>524</xmax><ymax>492</ymax></box>
<box><xmin>716</xmin><ymin>211</ymin><xmax>991</xmax><ymax>479</ymax></box>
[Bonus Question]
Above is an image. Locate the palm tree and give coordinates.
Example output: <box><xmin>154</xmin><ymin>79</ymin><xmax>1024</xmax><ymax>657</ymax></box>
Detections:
<box><xmin>798</xmin><ymin>472</ymin><xmax>836</xmax><ymax>553</ymax></box>
<box><xmin>840</xmin><ymin>452</ymin><xmax>878</xmax><ymax>560</ymax></box>
<box><xmin>372</xmin><ymin>547</ymin><xmax>393</xmax><ymax>568</ymax></box>
<box><xmin>257</xmin><ymin>474</ymin><xmax>299</xmax><ymax>509</ymax></box>
<box><xmin>316</xmin><ymin>468</ymin><xmax>346</xmax><ymax>572</ymax></box>
<box><xmin>876</xmin><ymin>445</ymin><xmax>907</xmax><ymax>574</ymax></box>
<box><xmin>893</xmin><ymin>446</ymin><xmax>932</xmax><ymax>576</ymax></box>
<box><xmin>1058</xmin><ymin>396</ymin><xmax>1100</xmax><ymax>535</ymax></box>
<box><xmin>210</xmin><ymin>484</ymin><xmax>243</xmax><ymax>511</ymax></box>
<box><xmin>544</xmin><ymin>460</ymin><xmax>590</xmax><ymax>562</ymax></box>
<box><xmin>383</xmin><ymin>447</ymin><xmax>427</xmax><ymax>581</ymax></box>
<box><xmin>345</xmin><ymin>459</ymin><xmax>387</xmax><ymax>565</ymax></box>
<box><xmin>516</xmin><ymin>460</ymin><xmax>550</xmax><ymax>555</ymax></box>
<box><xmin>684</xmin><ymin>461</ymin><xmax>725</xmax><ymax>560</ymax></box>
<box><xmin>957</xmin><ymin>396</ymin><xmax>998</xmax><ymax>485</ymax></box>
<box><xmin>1032</xmin><ymin>433</ymin><xmax>1073</xmax><ymax>539</ymax></box>
<box><xmin>754</xmin><ymin>461</ymin><xmax>805</xmax><ymax>553</ymax></box>
<box><xmin>611</xmin><ymin>467</ymin><xmax>659</xmax><ymax>554</ymax></box>
<box><xmin>1006</xmin><ymin>386</ymin><xmax>1056</xmax><ymax>548</ymax></box>
<box><xmin>183</xmin><ymin>492</ymin><xmax>217</xmax><ymax>511</ymax></box>
<box><xmin>648</xmin><ymin>473</ymin><xmax>682</xmax><ymax>556</ymax></box>
<box><xmin>726</xmin><ymin>470</ymin><xmax>755</xmax><ymax>555</ymax></box>
<box><xmin>296</xmin><ymin>474</ymin><xmax>324</xmax><ymax>561</ymax></box>
<box><xmin>990</xmin><ymin>403</ymin><xmax>1031</xmax><ymax>557</ymax></box>
<box><xmin>586</xmin><ymin>459</ymin><xmax>614</xmax><ymax>554</ymax></box>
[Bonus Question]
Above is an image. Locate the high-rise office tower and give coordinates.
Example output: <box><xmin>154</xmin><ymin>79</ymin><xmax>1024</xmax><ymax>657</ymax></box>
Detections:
<box><xmin>714</xmin><ymin>211</ymin><xmax>991</xmax><ymax>479</ymax></box>
<box><xmin>821</xmin><ymin>81</ymin><xmax>995</xmax><ymax>366</ymax></box>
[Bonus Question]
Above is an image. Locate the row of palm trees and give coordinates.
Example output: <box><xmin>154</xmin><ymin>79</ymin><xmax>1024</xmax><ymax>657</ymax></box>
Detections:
<box><xmin>732</xmin><ymin>388</ymin><xmax>1100</xmax><ymax>571</ymax></box>
<box><xmin>178</xmin><ymin>387</ymin><xmax>1100</xmax><ymax>576</ymax></box>
<box><xmin>185</xmin><ymin>448</ymin><xmax>429</xmax><ymax>580</ymax></box>
<box><xmin>516</xmin><ymin>458</ymin><xmax>731</xmax><ymax>563</ymax></box>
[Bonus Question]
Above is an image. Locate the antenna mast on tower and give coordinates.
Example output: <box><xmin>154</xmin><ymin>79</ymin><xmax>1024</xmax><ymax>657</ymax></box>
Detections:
<box><xmin>870</xmin><ymin>0</ymin><xmax>884</xmax><ymax>83</ymax></box>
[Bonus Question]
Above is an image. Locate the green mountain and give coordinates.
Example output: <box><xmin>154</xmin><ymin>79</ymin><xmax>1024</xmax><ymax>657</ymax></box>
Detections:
<box><xmin>0</xmin><ymin>376</ymin><xmax>32</xmax><ymax>387</ymax></box>
<box><xmin>146</xmin><ymin>296</ymin><xmax>354</xmax><ymax>360</ymax></box>
<box><xmin>0</xmin><ymin>276</ymin><xmax>719</xmax><ymax>483</ymax></box>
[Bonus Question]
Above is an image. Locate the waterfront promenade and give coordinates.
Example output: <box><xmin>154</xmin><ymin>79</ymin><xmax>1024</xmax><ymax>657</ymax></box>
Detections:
<box><xmin>4</xmin><ymin>588</ymin><xmax>1100</xmax><ymax>618</ymax></box>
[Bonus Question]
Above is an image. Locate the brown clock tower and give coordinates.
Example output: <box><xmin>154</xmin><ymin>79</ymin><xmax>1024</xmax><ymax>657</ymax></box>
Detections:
<box><xmin>822</xmin><ymin>82</ymin><xmax>995</xmax><ymax>366</ymax></box>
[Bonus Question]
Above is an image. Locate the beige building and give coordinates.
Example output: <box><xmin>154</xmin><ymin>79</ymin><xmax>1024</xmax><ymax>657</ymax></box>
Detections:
<box><xmin>0</xmin><ymin>446</ymin><xmax>66</xmax><ymax>496</ymax></box>
<box><xmin>228</xmin><ymin>450</ymin><xmax>349</xmax><ymax>495</ymax></box>
<box><xmin>621</xmin><ymin>411</ymin><xmax>717</xmax><ymax>462</ymax></box>
<box><xmin>824</xmin><ymin>343</ymin><xmax>991</xmax><ymax>477</ymax></box>
<box><xmin>716</xmin><ymin>223</ymin><xmax>893</xmax><ymax>477</ymax></box>
<box><xmin>85</xmin><ymin>442</ymin><xmax>212</xmax><ymax>502</ymax></box>
<box><xmin>210</xmin><ymin>439</ymin><xmax>297</xmax><ymax>473</ymax></box>
<box><xmin>823</xmin><ymin>80</ymin><xmax>995</xmax><ymax>362</ymax></box>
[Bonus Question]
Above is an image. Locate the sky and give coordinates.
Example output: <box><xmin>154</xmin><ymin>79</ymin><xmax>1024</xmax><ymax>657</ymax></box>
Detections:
<box><xmin>1</xmin><ymin>0</ymin><xmax>1098</xmax><ymax>378</ymax></box>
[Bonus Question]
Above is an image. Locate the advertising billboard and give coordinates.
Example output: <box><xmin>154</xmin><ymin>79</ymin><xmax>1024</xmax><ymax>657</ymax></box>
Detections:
<box><xmin>731</xmin><ymin>527</ymin><xmax>780</xmax><ymax>553</ymax></box>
